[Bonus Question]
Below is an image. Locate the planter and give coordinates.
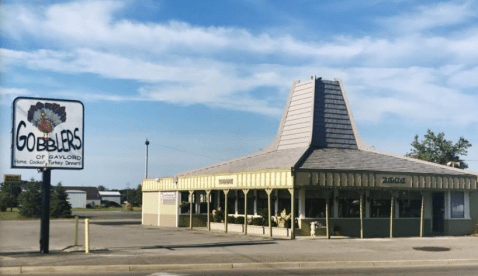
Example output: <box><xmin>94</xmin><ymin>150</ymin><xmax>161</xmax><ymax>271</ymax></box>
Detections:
<box><xmin>247</xmin><ymin>225</ymin><xmax>265</xmax><ymax>235</ymax></box>
<box><xmin>228</xmin><ymin>223</ymin><xmax>244</xmax><ymax>233</ymax></box>
<box><xmin>210</xmin><ymin>222</ymin><xmax>225</xmax><ymax>231</ymax></box>
<box><xmin>209</xmin><ymin>222</ymin><xmax>291</xmax><ymax>237</ymax></box>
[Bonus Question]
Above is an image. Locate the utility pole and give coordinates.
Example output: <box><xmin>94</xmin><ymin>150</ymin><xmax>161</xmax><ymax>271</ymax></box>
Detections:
<box><xmin>145</xmin><ymin>138</ymin><xmax>149</xmax><ymax>179</ymax></box>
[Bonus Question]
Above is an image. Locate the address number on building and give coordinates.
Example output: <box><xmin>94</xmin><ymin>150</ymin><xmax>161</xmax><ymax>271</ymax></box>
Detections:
<box><xmin>382</xmin><ymin>177</ymin><xmax>406</xmax><ymax>184</ymax></box>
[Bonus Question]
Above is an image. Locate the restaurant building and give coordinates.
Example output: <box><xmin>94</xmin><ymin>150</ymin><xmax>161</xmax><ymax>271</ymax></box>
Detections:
<box><xmin>142</xmin><ymin>76</ymin><xmax>478</xmax><ymax>239</ymax></box>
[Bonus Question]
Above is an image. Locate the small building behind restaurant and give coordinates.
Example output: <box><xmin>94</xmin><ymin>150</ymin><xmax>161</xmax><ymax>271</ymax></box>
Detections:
<box><xmin>99</xmin><ymin>191</ymin><xmax>122</xmax><ymax>205</ymax></box>
<box><xmin>64</xmin><ymin>186</ymin><xmax>101</xmax><ymax>207</ymax></box>
<box><xmin>65</xmin><ymin>190</ymin><xmax>87</xmax><ymax>208</ymax></box>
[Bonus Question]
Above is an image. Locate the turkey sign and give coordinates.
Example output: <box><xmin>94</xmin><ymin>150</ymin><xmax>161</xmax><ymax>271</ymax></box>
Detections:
<box><xmin>11</xmin><ymin>97</ymin><xmax>84</xmax><ymax>170</ymax></box>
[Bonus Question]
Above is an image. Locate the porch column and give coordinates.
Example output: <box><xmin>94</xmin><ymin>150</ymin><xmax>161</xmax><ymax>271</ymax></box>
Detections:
<box><xmin>266</xmin><ymin>188</ymin><xmax>273</xmax><ymax>237</ymax></box>
<box><xmin>390</xmin><ymin>193</ymin><xmax>395</xmax><ymax>238</ymax></box>
<box><xmin>365</xmin><ymin>190</ymin><xmax>371</xmax><ymax>218</ymax></box>
<box><xmin>324</xmin><ymin>190</ymin><xmax>331</xmax><ymax>239</ymax></box>
<box><xmin>235</xmin><ymin>190</ymin><xmax>239</xmax><ymax>216</ymax></box>
<box><xmin>216</xmin><ymin>190</ymin><xmax>220</xmax><ymax>210</ymax></box>
<box><xmin>333</xmin><ymin>189</ymin><xmax>339</xmax><ymax>218</ymax></box>
<box><xmin>243</xmin><ymin>189</ymin><xmax>249</xmax><ymax>235</ymax></box>
<box><xmin>274</xmin><ymin>190</ymin><xmax>279</xmax><ymax>217</ymax></box>
<box><xmin>298</xmin><ymin>188</ymin><xmax>306</xmax><ymax>229</ymax></box>
<box><xmin>360</xmin><ymin>191</ymin><xmax>364</xmax><ymax>239</ymax></box>
<box><xmin>420</xmin><ymin>192</ymin><xmax>425</xmax><ymax>237</ymax></box>
<box><xmin>196</xmin><ymin>193</ymin><xmax>200</xmax><ymax>214</ymax></box>
<box><xmin>206</xmin><ymin>190</ymin><xmax>211</xmax><ymax>231</ymax></box>
<box><xmin>253</xmin><ymin>190</ymin><xmax>258</xmax><ymax>216</ymax></box>
<box><xmin>224</xmin><ymin>189</ymin><xmax>229</xmax><ymax>233</ymax></box>
<box><xmin>189</xmin><ymin>190</ymin><xmax>194</xmax><ymax>229</ymax></box>
<box><xmin>289</xmin><ymin>188</ymin><xmax>296</xmax><ymax>240</ymax></box>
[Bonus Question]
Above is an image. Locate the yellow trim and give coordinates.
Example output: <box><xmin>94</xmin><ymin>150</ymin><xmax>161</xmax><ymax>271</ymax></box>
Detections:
<box><xmin>142</xmin><ymin>169</ymin><xmax>293</xmax><ymax>192</ymax></box>
<box><xmin>142</xmin><ymin>168</ymin><xmax>477</xmax><ymax>192</ymax></box>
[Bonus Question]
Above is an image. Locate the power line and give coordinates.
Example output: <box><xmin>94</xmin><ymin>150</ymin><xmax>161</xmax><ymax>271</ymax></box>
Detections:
<box><xmin>152</xmin><ymin>142</ymin><xmax>226</xmax><ymax>161</ymax></box>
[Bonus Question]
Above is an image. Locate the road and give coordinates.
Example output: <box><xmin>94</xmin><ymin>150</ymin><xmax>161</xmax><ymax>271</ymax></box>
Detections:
<box><xmin>3</xmin><ymin>265</ymin><xmax>478</xmax><ymax>276</ymax></box>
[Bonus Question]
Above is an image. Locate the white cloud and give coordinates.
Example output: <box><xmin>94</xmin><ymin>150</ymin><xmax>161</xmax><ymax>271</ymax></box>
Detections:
<box><xmin>382</xmin><ymin>1</ymin><xmax>477</xmax><ymax>33</ymax></box>
<box><xmin>3</xmin><ymin>0</ymin><xmax>478</xmax><ymax>124</ymax></box>
<box><xmin>342</xmin><ymin>66</ymin><xmax>478</xmax><ymax>125</ymax></box>
<box><xmin>448</xmin><ymin>67</ymin><xmax>478</xmax><ymax>88</ymax></box>
<box><xmin>0</xmin><ymin>87</ymin><xmax>31</xmax><ymax>105</ymax></box>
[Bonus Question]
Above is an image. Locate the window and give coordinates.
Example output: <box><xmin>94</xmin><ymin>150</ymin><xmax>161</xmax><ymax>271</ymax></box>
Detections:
<box><xmin>398</xmin><ymin>199</ymin><xmax>421</xmax><ymax>218</ymax></box>
<box><xmin>370</xmin><ymin>199</ymin><xmax>390</xmax><ymax>218</ymax></box>
<box><xmin>305</xmin><ymin>198</ymin><xmax>334</xmax><ymax>218</ymax></box>
<box><xmin>398</xmin><ymin>191</ymin><xmax>422</xmax><ymax>218</ymax></box>
<box><xmin>451</xmin><ymin>192</ymin><xmax>464</xmax><ymax>218</ymax></box>
<box><xmin>339</xmin><ymin>198</ymin><xmax>360</xmax><ymax>218</ymax></box>
<box><xmin>369</xmin><ymin>191</ymin><xmax>392</xmax><ymax>218</ymax></box>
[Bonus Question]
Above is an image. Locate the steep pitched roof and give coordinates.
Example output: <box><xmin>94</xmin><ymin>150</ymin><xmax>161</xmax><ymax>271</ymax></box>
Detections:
<box><xmin>174</xmin><ymin>77</ymin><xmax>475</xmax><ymax>178</ymax></box>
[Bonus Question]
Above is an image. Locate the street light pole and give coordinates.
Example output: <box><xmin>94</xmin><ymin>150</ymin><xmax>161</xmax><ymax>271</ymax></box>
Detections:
<box><xmin>145</xmin><ymin>139</ymin><xmax>149</xmax><ymax>179</ymax></box>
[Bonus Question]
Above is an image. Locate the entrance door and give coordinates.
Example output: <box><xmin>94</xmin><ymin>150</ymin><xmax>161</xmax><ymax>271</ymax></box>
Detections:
<box><xmin>432</xmin><ymin>192</ymin><xmax>445</xmax><ymax>233</ymax></box>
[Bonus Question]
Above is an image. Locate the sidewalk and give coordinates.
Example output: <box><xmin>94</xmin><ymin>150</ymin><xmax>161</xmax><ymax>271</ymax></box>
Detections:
<box><xmin>2</xmin><ymin>219</ymin><xmax>478</xmax><ymax>274</ymax></box>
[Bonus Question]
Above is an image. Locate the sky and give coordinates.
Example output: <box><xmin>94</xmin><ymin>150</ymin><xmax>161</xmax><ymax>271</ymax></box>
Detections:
<box><xmin>1</xmin><ymin>0</ymin><xmax>478</xmax><ymax>190</ymax></box>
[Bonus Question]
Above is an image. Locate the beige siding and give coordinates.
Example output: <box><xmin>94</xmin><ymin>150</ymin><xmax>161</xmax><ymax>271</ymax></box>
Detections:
<box><xmin>143</xmin><ymin>170</ymin><xmax>477</xmax><ymax>193</ymax></box>
<box><xmin>142</xmin><ymin>169</ymin><xmax>293</xmax><ymax>192</ymax></box>
<box><xmin>143</xmin><ymin>192</ymin><xmax>159</xmax><ymax>214</ymax></box>
<box><xmin>159</xmin><ymin>192</ymin><xmax>177</xmax><ymax>227</ymax></box>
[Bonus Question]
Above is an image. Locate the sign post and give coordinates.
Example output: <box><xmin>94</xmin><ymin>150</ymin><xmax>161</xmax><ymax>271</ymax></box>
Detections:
<box><xmin>12</xmin><ymin>97</ymin><xmax>84</xmax><ymax>254</ymax></box>
<box><xmin>40</xmin><ymin>168</ymin><xmax>51</xmax><ymax>253</ymax></box>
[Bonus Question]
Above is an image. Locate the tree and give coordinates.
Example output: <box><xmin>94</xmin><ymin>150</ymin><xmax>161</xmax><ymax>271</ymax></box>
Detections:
<box><xmin>50</xmin><ymin>182</ymin><xmax>72</xmax><ymax>218</ymax></box>
<box><xmin>119</xmin><ymin>184</ymin><xmax>142</xmax><ymax>206</ymax></box>
<box><xmin>134</xmin><ymin>184</ymin><xmax>142</xmax><ymax>206</ymax></box>
<box><xmin>0</xmin><ymin>182</ymin><xmax>22</xmax><ymax>211</ymax></box>
<box><xmin>18</xmin><ymin>181</ymin><xmax>42</xmax><ymax>218</ymax></box>
<box><xmin>406</xmin><ymin>129</ymin><xmax>472</xmax><ymax>169</ymax></box>
<box><xmin>97</xmin><ymin>185</ymin><xmax>107</xmax><ymax>191</ymax></box>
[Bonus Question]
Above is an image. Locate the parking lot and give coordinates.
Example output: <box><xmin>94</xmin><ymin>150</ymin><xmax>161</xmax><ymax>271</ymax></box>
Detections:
<box><xmin>71</xmin><ymin>210</ymin><xmax>142</xmax><ymax>220</ymax></box>
<box><xmin>3</xmin><ymin>214</ymin><xmax>478</xmax><ymax>270</ymax></box>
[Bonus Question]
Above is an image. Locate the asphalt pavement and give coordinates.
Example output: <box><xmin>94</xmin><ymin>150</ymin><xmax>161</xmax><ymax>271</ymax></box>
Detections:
<box><xmin>2</xmin><ymin>214</ymin><xmax>478</xmax><ymax>274</ymax></box>
<box><xmin>71</xmin><ymin>210</ymin><xmax>141</xmax><ymax>220</ymax></box>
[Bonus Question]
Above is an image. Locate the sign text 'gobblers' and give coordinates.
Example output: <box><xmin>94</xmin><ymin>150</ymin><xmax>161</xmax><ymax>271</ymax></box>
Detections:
<box><xmin>12</xmin><ymin>98</ymin><xmax>84</xmax><ymax>170</ymax></box>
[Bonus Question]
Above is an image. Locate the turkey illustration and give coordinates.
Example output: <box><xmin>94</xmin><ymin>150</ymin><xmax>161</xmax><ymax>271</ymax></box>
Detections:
<box><xmin>27</xmin><ymin>102</ymin><xmax>67</xmax><ymax>138</ymax></box>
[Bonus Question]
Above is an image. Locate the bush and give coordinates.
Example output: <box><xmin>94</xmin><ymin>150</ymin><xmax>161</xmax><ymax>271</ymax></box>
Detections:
<box><xmin>102</xmin><ymin>201</ymin><xmax>121</xmax><ymax>208</ymax></box>
<box><xmin>252</xmin><ymin>217</ymin><xmax>264</xmax><ymax>226</ymax></box>
<box><xmin>125</xmin><ymin>202</ymin><xmax>133</xmax><ymax>211</ymax></box>
<box><xmin>212</xmin><ymin>208</ymin><xmax>223</xmax><ymax>222</ymax></box>
<box><xmin>18</xmin><ymin>182</ymin><xmax>41</xmax><ymax>218</ymax></box>
<box><xmin>252</xmin><ymin>209</ymin><xmax>270</xmax><ymax>226</ymax></box>
<box><xmin>0</xmin><ymin>182</ymin><xmax>22</xmax><ymax>211</ymax></box>
<box><xmin>233</xmin><ymin>217</ymin><xmax>244</xmax><ymax>224</ymax></box>
<box><xmin>50</xmin><ymin>183</ymin><xmax>72</xmax><ymax>218</ymax></box>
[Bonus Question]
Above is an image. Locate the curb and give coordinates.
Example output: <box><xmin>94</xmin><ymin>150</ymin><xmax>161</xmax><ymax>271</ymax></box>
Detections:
<box><xmin>2</xmin><ymin>259</ymin><xmax>478</xmax><ymax>274</ymax></box>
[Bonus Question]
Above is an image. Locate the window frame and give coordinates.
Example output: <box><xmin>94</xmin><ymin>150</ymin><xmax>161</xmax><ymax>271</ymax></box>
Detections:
<box><xmin>445</xmin><ymin>191</ymin><xmax>470</xmax><ymax>220</ymax></box>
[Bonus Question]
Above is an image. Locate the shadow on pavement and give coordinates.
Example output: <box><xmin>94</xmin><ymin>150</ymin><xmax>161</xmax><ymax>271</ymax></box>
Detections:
<box><xmin>0</xmin><ymin>248</ymin><xmax>110</xmax><ymax>257</ymax></box>
<box><xmin>413</xmin><ymin>246</ymin><xmax>451</xmax><ymax>252</ymax></box>
<box><xmin>140</xmin><ymin>240</ymin><xmax>276</xmax><ymax>250</ymax></box>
